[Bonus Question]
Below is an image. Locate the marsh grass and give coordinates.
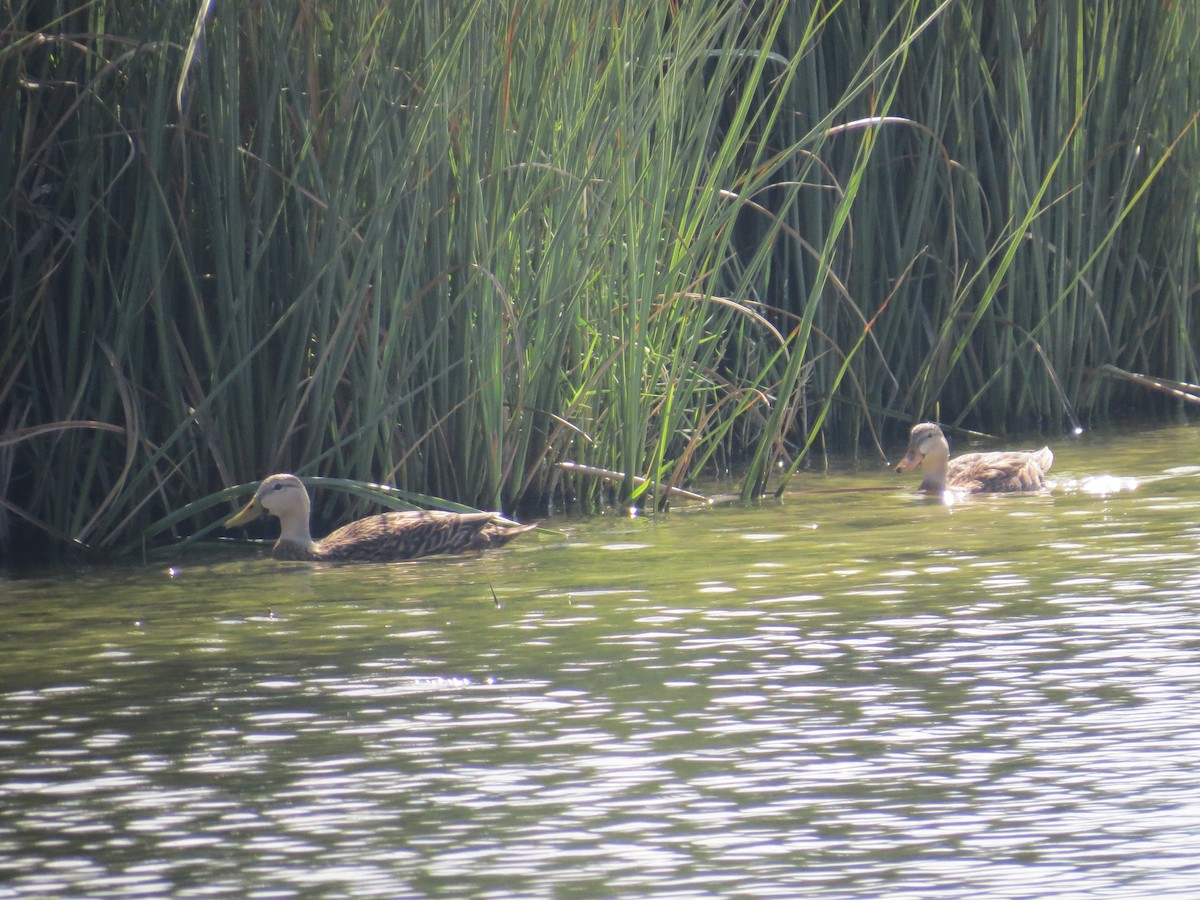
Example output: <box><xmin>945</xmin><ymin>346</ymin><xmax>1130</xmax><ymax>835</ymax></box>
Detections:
<box><xmin>2</xmin><ymin>1</ymin><xmax>1197</xmax><ymax>557</ymax></box>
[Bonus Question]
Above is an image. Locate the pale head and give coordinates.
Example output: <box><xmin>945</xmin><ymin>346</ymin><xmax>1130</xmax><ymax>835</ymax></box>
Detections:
<box><xmin>894</xmin><ymin>422</ymin><xmax>951</xmax><ymax>476</ymax></box>
<box><xmin>225</xmin><ymin>473</ymin><xmax>314</xmax><ymax>546</ymax></box>
<box><xmin>253</xmin><ymin>474</ymin><xmax>311</xmax><ymax>518</ymax></box>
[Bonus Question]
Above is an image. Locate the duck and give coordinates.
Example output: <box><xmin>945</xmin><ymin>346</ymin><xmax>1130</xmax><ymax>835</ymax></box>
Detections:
<box><xmin>895</xmin><ymin>422</ymin><xmax>1053</xmax><ymax>494</ymax></box>
<box><xmin>225</xmin><ymin>473</ymin><xmax>537</xmax><ymax>561</ymax></box>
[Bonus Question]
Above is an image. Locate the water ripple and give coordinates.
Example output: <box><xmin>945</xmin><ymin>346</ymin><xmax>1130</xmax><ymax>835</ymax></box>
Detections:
<box><xmin>5</xmin><ymin>429</ymin><xmax>1200</xmax><ymax>896</ymax></box>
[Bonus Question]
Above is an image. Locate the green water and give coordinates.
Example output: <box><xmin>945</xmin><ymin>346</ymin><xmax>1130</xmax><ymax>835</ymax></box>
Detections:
<box><xmin>3</xmin><ymin>424</ymin><xmax>1200</xmax><ymax>898</ymax></box>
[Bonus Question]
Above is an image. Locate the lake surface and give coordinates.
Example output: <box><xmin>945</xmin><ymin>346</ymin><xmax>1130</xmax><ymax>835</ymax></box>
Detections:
<box><xmin>3</xmin><ymin>423</ymin><xmax>1200</xmax><ymax>898</ymax></box>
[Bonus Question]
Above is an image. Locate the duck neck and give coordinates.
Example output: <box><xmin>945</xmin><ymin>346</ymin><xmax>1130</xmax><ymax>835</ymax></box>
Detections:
<box><xmin>919</xmin><ymin>442</ymin><xmax>951</xmax><ymax>492</ymax></box>
<box><xmin>275</xmin><ymin>499</ymin><xmax>317</xmax><ymax>550</ymax></box>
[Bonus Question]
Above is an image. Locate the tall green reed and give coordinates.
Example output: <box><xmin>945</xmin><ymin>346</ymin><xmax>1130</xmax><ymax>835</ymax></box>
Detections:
<box><xmin>1</xmin><ymin>0</ymin><xmax>1197</xmax><ymax>557</ymax></box>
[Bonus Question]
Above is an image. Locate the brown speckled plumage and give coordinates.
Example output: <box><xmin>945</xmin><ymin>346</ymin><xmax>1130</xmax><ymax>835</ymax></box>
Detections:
<box><xmin>895</xmin><ymin>423</ymin><xmax>1053</xmax><ymax>494</ymax></box>
<box><xmin>226</xmin><ymin>474</ymin><xmax>536</xmax><ymax>562</ymax></box>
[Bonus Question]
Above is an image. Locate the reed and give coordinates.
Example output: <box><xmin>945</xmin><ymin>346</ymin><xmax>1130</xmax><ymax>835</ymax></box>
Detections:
<box><xmin>1</xmin><ymin>1</ymin><xmax>1197</xmax><ymax>557</ymax></box>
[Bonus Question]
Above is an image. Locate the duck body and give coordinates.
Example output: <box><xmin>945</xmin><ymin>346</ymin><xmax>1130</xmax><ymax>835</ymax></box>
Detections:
<box><xmin>226</xmin><ymin>474</ymin><xmax>536</xmax><ymax>562</ymax></box>
<box><xmin>895</xmin><ymin>422</ymin><xmax>1053</xmax><ymax>494</ymax></box>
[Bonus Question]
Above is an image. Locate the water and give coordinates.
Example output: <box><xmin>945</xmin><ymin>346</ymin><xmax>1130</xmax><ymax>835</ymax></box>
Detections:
<box><xmin>3</xmin><ymin>424</ymin><xmax>1200</xmax><ymax>898</ymax></box>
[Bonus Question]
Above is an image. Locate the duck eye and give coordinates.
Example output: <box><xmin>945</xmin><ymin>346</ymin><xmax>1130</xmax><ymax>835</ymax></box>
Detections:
<box><xmin>272</xmin><ymin>483</ymin><xmax>284</xmax><ymax>491</ymax></box>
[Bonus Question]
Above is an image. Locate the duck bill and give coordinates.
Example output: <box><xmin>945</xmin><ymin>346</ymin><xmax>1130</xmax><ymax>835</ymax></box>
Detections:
<box><xmin>226</xmin><ymin>497</ymin><xmax>264</xmax><ymax>528</ymax></box>
<box><xmin>894</xmin><ymin>450</ymin><xmax>923</xmax><ymax>474</ymax></box>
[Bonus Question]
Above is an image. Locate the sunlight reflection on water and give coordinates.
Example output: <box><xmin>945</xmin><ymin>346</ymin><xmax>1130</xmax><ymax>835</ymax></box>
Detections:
<box><xmin>3</xmin><ymin>426</ymin><xmax>1200</xmax><ymax>897</ymax></box>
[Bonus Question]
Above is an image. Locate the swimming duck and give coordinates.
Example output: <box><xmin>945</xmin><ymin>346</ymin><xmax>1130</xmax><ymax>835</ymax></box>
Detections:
<box><xmin>895</xmin><ymin>423</ymin><xmax>1053</xmax><ymax>494</ymax></box>
<box><xmin>225</xmin><ymin>473</ymin><xmax>537</xmax><ymax>561</ymax></box>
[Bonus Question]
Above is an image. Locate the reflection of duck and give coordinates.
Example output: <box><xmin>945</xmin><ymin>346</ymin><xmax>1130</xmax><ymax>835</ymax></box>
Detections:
<box><xmin>895</xmin><ymin>423</ymin><xmax>1053</xmax><ymax>494</ymax></box>
<box><xmin>226</xmin><ymin>473</ymin><xmax>536</xmax><ymax>561</ymax></box>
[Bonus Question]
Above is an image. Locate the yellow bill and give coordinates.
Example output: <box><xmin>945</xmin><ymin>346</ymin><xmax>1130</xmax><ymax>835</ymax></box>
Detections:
<box><xmin>225</xmin><ymin>497</ymin><xmax>264</xmax><ymax>528</ymax></box>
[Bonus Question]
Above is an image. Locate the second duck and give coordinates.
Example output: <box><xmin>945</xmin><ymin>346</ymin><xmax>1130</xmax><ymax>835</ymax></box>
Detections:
<box><xmin>895</xmin><ymin>422</ymin><xmax>1053</xmax><ymax>494</ymax></box>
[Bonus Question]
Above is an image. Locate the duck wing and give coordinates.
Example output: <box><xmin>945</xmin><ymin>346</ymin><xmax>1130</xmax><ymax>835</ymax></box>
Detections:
<box><xmin>315</xmin><ymin>510</ymin><xmax>533</xmax><ymax>561</ymax></box>
<box><xmin>946</xmin><ymin>447</ymin><xmax>1053</xmax><ymax>493</ymax></box>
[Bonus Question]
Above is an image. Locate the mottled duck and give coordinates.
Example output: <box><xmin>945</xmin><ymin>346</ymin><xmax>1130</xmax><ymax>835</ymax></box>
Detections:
<box><xmin>226</xmin><ymin>473</ymin><xmax>536</xmax><ymax>561</ymax></box>
<box><xmin>895</xmin><ymin>423</ymin><xmax>1053</xmax><ymax>494</ymax></box>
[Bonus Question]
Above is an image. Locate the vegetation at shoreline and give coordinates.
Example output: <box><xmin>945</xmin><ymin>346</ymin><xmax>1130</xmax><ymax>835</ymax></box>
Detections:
<box><xmin>2</xmin><ymin>1</ymin><xmax>1198</xmax><ymax>558</ymax></box>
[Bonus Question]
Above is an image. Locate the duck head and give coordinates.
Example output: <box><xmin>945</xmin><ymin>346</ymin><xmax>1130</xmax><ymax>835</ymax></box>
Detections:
<box><xmin>226</xmin><ymin>473</ymin><xmax>314</xmax><ymax>544</ymax></box>
<box><xmin>894</xmin><ymin>422</ymin><xmax>950</xmax><ymax>473</ymax></box>
<box><xmin>894</xmin><ymin>422</ymin><xmax>952</xmax><ymax>491</ymax></box>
